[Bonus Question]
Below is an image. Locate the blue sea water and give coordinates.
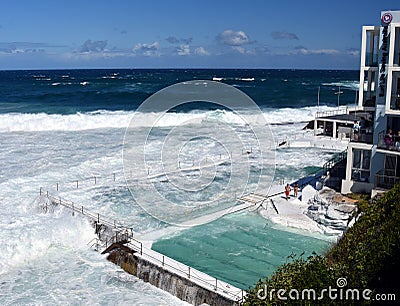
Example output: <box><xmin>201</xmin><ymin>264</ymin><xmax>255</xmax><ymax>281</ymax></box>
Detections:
<box><xmin>0</xmin><ymin>69</ymin><xmax>358</xmax><ymax>304</ymax></box>
<box><xmin>0</xmin><ymin>69</ymin><xmax>358</xmax><ymax>114</ymax></box>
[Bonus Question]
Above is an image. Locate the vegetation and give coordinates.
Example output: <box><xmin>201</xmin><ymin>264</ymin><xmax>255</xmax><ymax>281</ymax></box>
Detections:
<box><xmin>244</xmin><ymin>185</ymin><xmax>400</xmax><ymax>305</ymax></box>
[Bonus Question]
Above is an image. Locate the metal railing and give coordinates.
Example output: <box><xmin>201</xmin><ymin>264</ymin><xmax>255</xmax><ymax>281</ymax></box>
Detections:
<box><xmin>40</xmin><ymin>149</ymin><xmax>259</xmax><ymax>195</ymax></box>
<box><xmin>377</xmin><ymin>130</ymin><xmax>400</xmax><ymax>151</ymax></box>
<box><xmin>322</xmin><ymin>149</ymin><xmax>347</xmax><ymax>177</ymax></box>
<box><xmin>40</xmin><ymin>190</ymin><xmax>125</xmax><ymax>230</ymax></box>
<box><xmin>315</xmin><ymin>107</ymin><xmax>348</xmax><ymax>118</ymax></box>
<box><xmin>374</xmin><ymin>170</ymin><xmax>400</xmax><ymax>190</ymax></box>
<box><xmin>125</xmin><ymin>240</ymin><xmax>245</xmax><ymax>302</ymax></box>
<box><xmin>39</xmin><ymin>190</ymin><xmax>245</xmax><ymax>303</ymax></box>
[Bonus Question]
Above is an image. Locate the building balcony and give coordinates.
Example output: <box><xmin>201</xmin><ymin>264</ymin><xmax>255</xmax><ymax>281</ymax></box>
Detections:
<box><xmin>377</xmin><ymin>131</ymin><xmax>400</xmax><ymax>152</ymax></box>
<box><xmin>350</xmin><ymin>128</ymin><xmax>374</xmax><ymax>144</ymax></box>
<box><xmin>390</xmin><ymin>95</ymin><xmax>400</xmax><ymax>111</ymax></box>
<box><xmin>315</xmin><ymin>107</ymin><xmax>348</xmax><ymax>118</ymax></box>
<box><xmin>374</xmin><ymin>169</ymin><xmax>400</xmax><ymax>190</ymax></box>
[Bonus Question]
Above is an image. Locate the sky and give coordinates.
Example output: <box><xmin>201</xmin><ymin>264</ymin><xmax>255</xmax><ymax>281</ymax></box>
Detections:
<box><xmin>0</xmin><ymin>0</ymin><xmax>399</xmax><ymax>70</ymax></box>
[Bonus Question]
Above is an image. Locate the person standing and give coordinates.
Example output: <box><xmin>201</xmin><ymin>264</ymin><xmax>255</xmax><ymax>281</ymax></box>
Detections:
<box><xmin>353</xmin><ymin>120</ymin><xmax>360</xmax><ymax>141</ymax></box>
<box><xmin>285</xmin><ymin>184</ymin><xmax>291</xmax><ymax>200</ymax></box>
<box><xmin>293</xmin><ymin>182</ymin><xmax>299</xmax><ymax>198</ymax></box>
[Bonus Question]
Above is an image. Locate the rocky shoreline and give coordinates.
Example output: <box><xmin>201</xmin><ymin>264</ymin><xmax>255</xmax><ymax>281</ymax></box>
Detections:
<box><xmin>258</xmin><ymin>184</ymin><xmax>358</xmax><ymax>239</ymax></box>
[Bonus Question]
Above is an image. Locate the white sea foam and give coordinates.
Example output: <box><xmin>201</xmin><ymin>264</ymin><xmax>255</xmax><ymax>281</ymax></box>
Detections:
<box><xmin>0</xmin><ymin>104</ymin><xmax>334</xmax><ymax>304</ymax></box>
<box><xmin>0</xmin><ymin>105</ymin><xmax>340</xmax><ymax>132</ymax></box>
<box><xmin>321</xmin><ymin>80</ymin><xmax>360</xmax><ymax>91</ymax></box>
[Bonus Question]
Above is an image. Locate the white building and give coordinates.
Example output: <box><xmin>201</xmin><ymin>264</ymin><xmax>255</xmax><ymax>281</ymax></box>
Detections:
<box><xmin>341</xmin><ymin>10</ymin><xmax>400</xmax><ymax>196</ymax></box>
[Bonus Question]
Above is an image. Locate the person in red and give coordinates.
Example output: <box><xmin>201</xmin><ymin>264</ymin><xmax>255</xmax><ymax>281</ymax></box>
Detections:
<box><xmin>285</xmin><ymin>183</ymin><xmax>291</xmax><ymax>200</ymax></box>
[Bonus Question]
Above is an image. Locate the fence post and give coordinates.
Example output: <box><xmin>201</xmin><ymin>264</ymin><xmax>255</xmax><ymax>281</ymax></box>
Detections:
<box><xmin>94</xmin><ymin>176</ymin><xmax>97</xmax><ymax>185</ymax></box>
<box><xmin>76</xmin><ymin>180</ymin><xmax>79</xmax><ymax>189</ymax></box>
<box><xmin>97</xmin><ymin>213</ymin><xmax>100</xmax><ymax>223</ymax></box>
<box><xmin>56</xmin><ymin>183</ymin><xmax>59</xmax><ymax>191</ymax></box>
<box><xmin>188</xmin><ymin>267</ymin><xmax>190</xmax><ymax>279</ymax></box>
<box><xmin>72</xmin><ymin>203</ymin><xmax>74</xmax><ymax>216</ymax></box>
<box><xmin>40</xmin><ymin>187</ymin><xmax>42</xmax><ymax>195</ymax></box>
<box><xmin>162</xmin><ymin>255</ymin><xmax>164</xmax><ymax>266</ymax></box>
<box><xmin>215</xmin><ymin>278</ymin><xmax>217</xmax><ymax>290</ymax></box>
<box><xmin>113</xmin><ymin>173</ymin><xmax>116</xmax><ymax>181</ymax></box>
<box><xmin>82</xmin><ymin>206</ymin><xmax>84</xmax><ymax>214</ymax></box>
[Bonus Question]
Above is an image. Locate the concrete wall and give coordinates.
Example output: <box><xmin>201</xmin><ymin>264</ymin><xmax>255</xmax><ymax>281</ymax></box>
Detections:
<box><xmin>106</xmin><ymin>246</ymin><xmax>238</xmax><ymax>306</ymax></box>
<box><xmin>341</xmin><ymin>179</ymin><xmax>374</xmax><ymax>194</ymax></box>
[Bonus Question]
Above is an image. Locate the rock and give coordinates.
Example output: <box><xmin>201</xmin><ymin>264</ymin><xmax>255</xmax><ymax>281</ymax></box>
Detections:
<box><xmin>305</xmin><ymin>186</ymin><xmax>357</xmax><ymax>236</ymax></box>
<box><xmin>301</xmin><ymin>185</ymin><xmax>317</xmax><ymax>205</ymax></box>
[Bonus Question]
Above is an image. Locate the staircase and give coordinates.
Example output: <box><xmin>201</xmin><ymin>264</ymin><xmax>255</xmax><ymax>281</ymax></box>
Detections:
<box><xmin>322</xmin><ymin>149</ymin><xmax>347</xmax><ymax>191</ymax></box>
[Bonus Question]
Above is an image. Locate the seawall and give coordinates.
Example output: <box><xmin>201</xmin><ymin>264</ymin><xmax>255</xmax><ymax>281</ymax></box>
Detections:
<box><xmin>40</xmin><ymin>191</ymin><xmax>244</xmax><ymax>306</ymax></box>
<box><xmin>105</xmin><ymin>244</ymin><xmax>239</xmax><ymax>306</ymax></box>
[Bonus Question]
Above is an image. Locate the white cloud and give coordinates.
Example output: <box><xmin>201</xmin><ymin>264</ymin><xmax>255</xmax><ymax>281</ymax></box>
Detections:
<box><xmin>177</xmin><ymin>44</ymin><xmax>190</xmax><ymax>56</ymax></box>
<box><xmin>166</xmin><ymin>36</ymin><xmax>180</xmax><ymax>44</ymax></box>
<box><xmin>217</xmin><ymin>30</ymin><xmax>251</xmax><ymax>46</ymax></box>
<box><xmin>80</xmin><ymin>40</ymin><xmax>107</xmax><ymax>53</ymax></box>
<box><xmin>271</xmin><ymin>31</ymin><xmax>299</xmax><ymax>40</ymax></box>
<box><xmin>194</xmin><ymin>46</ymin><xmax>210</xmax><ymax>56</ymax></box>
<box><xmin>166</xmin><ymin>36</ymin><xmax>193</xmax><ymax>45</ymax></box>
<box><xmin>132</xmin><ymin>41</ymin><xmax>160</xmax><ymax>56</ymax></box>
<box><xmin>347</xmin><ymin>49</ymin><xmax>360</xmax><ymax>56</ymax></box>
<box><xmin>0</xmin><ymin>42</ymin><xmax>59</xmax><ymax>54</ymax></box>
<box><xmin>294</xmin><ymin>46</ymin><xmax>339</xmax><ymax>55</ymax></box>
<box><xmin>232</xmin><ymin>46</ymin><xmax>245</xmax><ymax>54</ymax></box>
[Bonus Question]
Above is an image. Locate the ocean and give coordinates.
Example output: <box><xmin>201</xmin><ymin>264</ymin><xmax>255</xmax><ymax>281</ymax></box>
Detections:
<box><xmin>0</xmin><ymin>69</ymin><xmax>358</xmax><ymax>304</ymax></box>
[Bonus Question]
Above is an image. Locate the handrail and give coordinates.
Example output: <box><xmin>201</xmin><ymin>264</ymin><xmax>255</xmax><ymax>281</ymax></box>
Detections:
<box><xmin>42</xmin><ymin>150</ymin><xmax>256</xmax><ymax>194</ymax></box>
<box><xmin>124</xmin><ymin>240</ymin><xmax>244</xmax><ymax>302</ymax></box>
<box><xmin>377</xmin><ymin>130</ymin><xmax>400</xmax><ymax>151</ymax></box>
<box><xmin>315</xmin><ymin>106</ymin><xmax>348</xmax><ymax>118</ymax></box>
<box><xmin>41</xmin><ymin>192</ymin><xmax>124</xmax><ymax>229</ymax></box>
<box><xmin>270</xmin><ymin>198</ymin><xmax>279</xmax><ymax>214</ymax></box>
<box><xmin>39</xmin><ymin>190</ymin><xmax>245</xmax><ymax>303</ymax></box>
<box><xmin>374</xmin><ymin>171</ymin><xmax>400</xmax><ymax>189</ymax></box>
<box><xmin>321</xmin><ymin>149</ymin><xmax>347</xmax><ymax>176</ymax></box>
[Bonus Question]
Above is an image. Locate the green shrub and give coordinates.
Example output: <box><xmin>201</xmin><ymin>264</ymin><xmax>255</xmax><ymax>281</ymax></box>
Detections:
<box><xmin>244</xmin><ymin>184</ymin><xmax>400</xmax><ymax>305</ymax></box>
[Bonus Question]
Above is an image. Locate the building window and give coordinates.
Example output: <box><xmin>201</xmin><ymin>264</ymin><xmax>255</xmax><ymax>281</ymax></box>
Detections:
<box><xmin>390</xmin><ymin>72</ymin><xmax>400</xmax><ymax>110</ymax></box>
<box><xmin>362</xmin><ymin>69</ymin><xmax>377</xmax><ymax>107</ymax></box>
<box><xmin>394</xmin><ymin>27</ymin><xmax>400</xmax><ymax>67</ymax></box>
<box><xmin>352</xmin><ymin>149</ymin><xmax>371</xmax><ymax>182</ymax></box>
<box><xmin>375</xmin><ymin>154</ymin><xmax>400</xmax><ymax>190</ymax></box>
<box><xmin>365</xmin><ymin>29</ymin><xmax>379</xmax><ymax>67</ymax></box>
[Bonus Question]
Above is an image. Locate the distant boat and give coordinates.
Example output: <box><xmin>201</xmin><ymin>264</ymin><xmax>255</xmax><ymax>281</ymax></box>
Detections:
<box><xmin>212</xmin><ymin>77</ymin><xmax>223</xmax><ymax>81</ymax></box>
<box><xmin>240</xmin><ymin>77</ymin><xmax>254</xmax><ymax>82</ymax></box>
